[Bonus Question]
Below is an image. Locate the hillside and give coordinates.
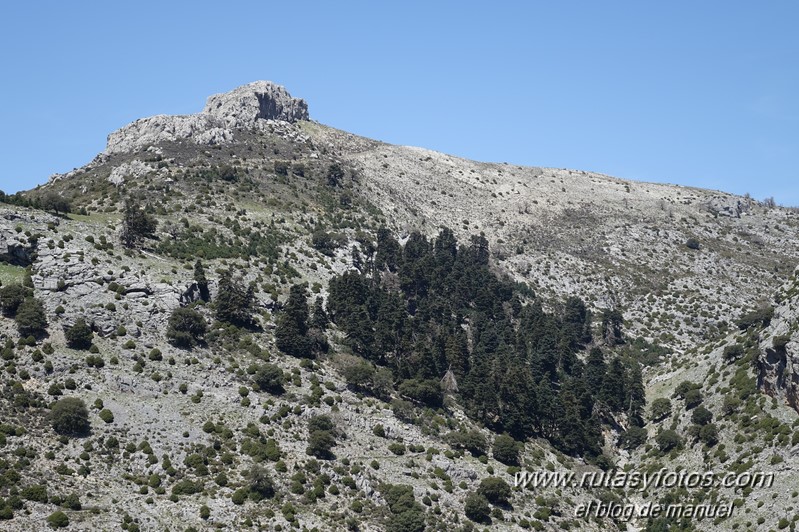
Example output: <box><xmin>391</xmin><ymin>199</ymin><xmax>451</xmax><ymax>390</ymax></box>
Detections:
<box><xmin>1</xmin><ymin>81</ymin><xmax>798</xmax><ymax>531</ymax></box>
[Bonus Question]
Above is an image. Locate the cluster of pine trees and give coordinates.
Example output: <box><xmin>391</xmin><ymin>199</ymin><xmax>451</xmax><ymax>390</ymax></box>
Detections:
<box><xmin>321</xmin><ymin>227</ymin><xmax>645</xmax><ymax>457</ymax></box>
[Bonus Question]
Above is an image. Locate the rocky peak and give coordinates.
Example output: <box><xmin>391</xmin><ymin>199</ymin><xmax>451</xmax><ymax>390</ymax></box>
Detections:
<box><xmin>103</xmin><ymin>81</ymin><xmax>308</xmax><ymax>154</ymax></box>
<box><xmin>203</xmin><ymin>80</ymin><xmax>309</xmax><ymax>126</ymax></box>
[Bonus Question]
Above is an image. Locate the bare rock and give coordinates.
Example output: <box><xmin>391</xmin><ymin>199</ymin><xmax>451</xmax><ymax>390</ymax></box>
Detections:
<box><xmin>104</xmin><ymin>81</ymin><xmax>307</xmax><ymax>154</ymax></box>
<box><xmin>203</xmin><ymin>80</ymin><xmax>309</xmax><ymax>127</ymax></box>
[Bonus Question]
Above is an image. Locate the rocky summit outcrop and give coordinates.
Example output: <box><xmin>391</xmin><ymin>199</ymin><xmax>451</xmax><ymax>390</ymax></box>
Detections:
<box><xmin>104</xmin><ymin>80</ymin><xmax>308</xmax><ymax>154</ymax></box>
<box><xmin>203</xmin><ymin>80</ymin><xmax>309</xmax><ymax>127</ymax></box>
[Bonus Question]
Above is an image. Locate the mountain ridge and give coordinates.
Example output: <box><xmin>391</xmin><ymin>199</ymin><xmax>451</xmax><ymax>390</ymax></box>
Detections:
<box><xmin>1</xmin><ymin>81</ymin><xmax>798</xmax><ymax>531</ymax></box>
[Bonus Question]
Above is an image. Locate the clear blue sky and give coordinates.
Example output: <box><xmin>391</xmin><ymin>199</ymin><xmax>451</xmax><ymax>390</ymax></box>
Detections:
<box><xmin>1</xmin><ymin>1</ymin><xmax>797</xmax><ymax>205</ymax></box>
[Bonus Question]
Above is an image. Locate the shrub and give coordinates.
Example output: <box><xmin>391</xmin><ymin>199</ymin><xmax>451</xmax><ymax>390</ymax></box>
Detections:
<box><xmin>166</xmin><ymin>307</ymin><xmax>207</xmax><ymax>347</ymax></box>
<box><xmin>171</xmin><ymin>479</ymin><xmax>203</xmax><ymax>496</ymax></box>
<box><xmin>215</xmin><ymin>276</ymin><xmax>255</xmax><ymax>327</ymax></box>
<box><xmin>464</xmin><ymin>491</ymin><xmax>491</xmax><ymax>523</ymax></box>
<box><xmin>723</xmin><ymin>344</ymin><xmax>744</xmax><ymax>362</ymax></box>
<box><xmin>247</xmin><ymin>465</ymin><xmax>275</xmax><ymax>501</ymax></box>
<box><xmin>684</xmin><ymin>389</ymin><xmax>703</xmax><ymax>409</ymax></box>
<box><xmin>307</xmin><ymin>416</ymin><xmax>336</xmax><ymax>460</ymax></box>
<box><xmin>674</xmin><ymin>381</ymin><xmax>700</xmax><ymax>399</ymax></box>
<box><xmin>656</xmin><ymin>429</ymin><xmax>682</xmax><ymax>452</ymax></box>
<box><xmin>253</xmin><ymin>363</ymin><xmax>284</xmax><ymax>394</ymax></box>
<box><xmin>618</xmin><ymin>426</ymin><xmax>647</xmax><ymax>450</ymax></box>
<box><xmin>46</xmin><ymin>510</ymin><xmax>69</xmax><ymax>528</ymax></box>
<box><xmin>478</xmin><ymin>477</ymin><xmax>512</xmax><ymax>505</ymax></box>
<box><xmin>650</xmin><ymin>398</ymin><xmax>672</xmax><ymax>421</ymax></box>
<box><xmin>447</xmin><ymin>429</ymin><xmax>487</xmax><ymax>456</ymax></box>
<box><xmin>773</xmin><ymin>335</ymin><xmax>790</xmax><ymax>351</ymax></box>
<box><xmin>492</xmin><ymin>434</ymin><xmax>520</xmax><ymax>465</ymax></box>
<box><xmin>691</xmin><ymin>406</ymin><xmax>712</xmax><ymax>426</ymax></box>
<box><xmin>736</xmin><ymin>306</ymin><xmax>774</xmax><ymax>330</ymax></box>
<box><xmin>398</xmin><ymin>378</ymin><xmax>443</xmax><ymax>408</ymax></box>
<box><xmin>65</xmin><ymin>318</ymin><xmax>93</xmax><ymax>349</ymax></box>
<box><xmin>388</xmin><ymin>442</ymin><xmax>406</xmax><ymax>455</ymax></box>
<box><xmin>15</xmin><ymin>297</ymin><xmax>47</xmax><ymax>336</ymax></box>
<box><xmin>121</xmin><ymin>200</ymin><xmax>157</xmax><ymax>248</ymax></box>
<box><xmin>51</xmin><ymin>397</ymin><xmax>90</xmax><ymax>436</ymax></box>
<box><xmin>0</xmin><ymin>284</ymin><xmax>28</xmax><ymax>316</ymax></box>
<box><xmin>22</xmin><ymin>484</ymin><xmax>48</xmax><ymax>502</ymax></box>
<box><xmin>231</xmin><ymin>488</ymin><xmax>247</xmax><ymax>505</ymax></box>
<box><xmin>699</xmin><ymin>424</ymin><xmax>719</xmax><ymax>446</ymax></box>
<box><xmin>311</xmin><ymin>230</ymin><xmax>347</xmax><ymax>256</ymax></box>
<box><xmin>341</xmin><ymin>357</ymin><xmax>375</xmax><ymax>391</ymax></box>
<box><xmin>61</xmin><ymin>493</ymin><xmax>81</xmax><ymax>510</ymax></box>
<box><xmin>99</xmin><ymin>409</ymin><xmax>114</xmax><ymax>423</ymax></box>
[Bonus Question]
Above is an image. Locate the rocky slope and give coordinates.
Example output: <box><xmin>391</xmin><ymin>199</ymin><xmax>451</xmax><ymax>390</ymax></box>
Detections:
<box><xmin>2</xmin><ymin>81</ymin><xmax>799</xmax><ymax>531</ymax></box>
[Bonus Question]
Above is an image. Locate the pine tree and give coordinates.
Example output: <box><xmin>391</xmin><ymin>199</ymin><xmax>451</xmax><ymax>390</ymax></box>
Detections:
<box><xmin>584</xmin><ymin>347</ymin><xmax>607</xmax><ymax>391</ymax></box>
<box><xmin>601</xmin><ymin>308</ymin><xmax>624</xmax><ymax>345</ymax></box>
<box><xmin>375</xmin><ymin>227</ymin><xmax>400</xmax><ymax>272</ymax></box>
<box><xmin>310</xmin><ymin>296</ymin><xmax>328</xmax><ymax>330</ymax></box>
<box><xmin>121</xmin><ymin>199</ymin><xmax>157</xmax><ymax>248</ymax></box>
<box><xmin>194</xmin><ymin>260</ymin><xmax>210</xmax><ymax>301</ymax></box>
<box><xmin>600</xmin><ymin>357</ymin><xmax>627</xmax><ymax>411</ymax></box>
<box><xmin>625</xmin><ymin>362</ymin><xmax>646</xmax><ymax>425</ymax></box>
<box><xmin>275</xmin><ymin>284</ymin><xmax>314</xmax><ymax>358</ymax></box>
<box><xmin>215</xmin><ymin>275</ymin><xmax>255</xmax><ymax>327</ymax></box>
<box><xmin>15</xmin><ymin>297</ymin><xmax>47</xmax><ymax>337</ymax></box>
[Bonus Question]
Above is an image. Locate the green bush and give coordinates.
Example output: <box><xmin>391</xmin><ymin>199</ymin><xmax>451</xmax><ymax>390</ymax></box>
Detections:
<box><xmin>166</xmin><ymin>307</ymin><xmax>207</xmax><ymax>347</ymax></box>
<box><xmin>15</xmin><ymin>297</ymin><xmax>47</xmax><ymax>336</ymax></box>
<box><xmin>492</xmin><ymin>434</ymin><xmax>520</xmax><ymax>465</ymax></box>
<box><xmin>171</xmin><ymin>479</ymin><xmax>203</xmax><ymax>496</ymax></box>
<box><xmin>691</xmin><ymin>406</ymin><xmax>712</xmax><ymax>426</ymax></box>
<box><xmin>650</xmin><ymin>397</ymin><xmax>672</xmax><ymax>421</ymax></box>
<box><xmin>311</xmin><ymin>230</ymin><xmax>346</xmax><ymax>256</ymax></box>
<box><xmin>773</xmin><ymin>335</ymin><xmax>791</xmax><ymax>351</ymax></box>
<box><xmin>65</xmin><ymin>318</ymin><xmax>93</xmax><ymax>349</ymax></box>
<box><xmin>736</xmin><ymin>306</ymin><xmax>774</xmax><ymax>330</ymax></box>
<box><xmin>51</xmin><ymin>397</ymin><xmax>90</xmax><ymax>436</ymax></box>
<box><xmin>398</xmin><ymin>378</ymin><xmax>443</xmax><ymax>408</ymax></box>
<box><xmin>99</xmin><ymin>409</ymin><xmax>114</xmax><ymax>423</ymax></box>
<box><xmin>0</xmin><ymin>284</ymin><xmax>28</xmax><ymax>316</ymax></box>
<box><xmin>478</xmin><ymin>477</ymin><xmax>512</xmax><ymax>505</ymax></box>
<box><xmin>447</xmin><ymin>429</ymin><xmax>487</xmax><ymax>456</ymax></box>
<box><xmin>307</xmin><ymin>415</ymin><xmax>336</xmax><ymax>459</ymax></box>
<box><xmin>253</xmin><ymin>363</ymin><xmax>284</xmax><ymax>394</ymax></box>
<box><xmin>246</xmin><ymin>465</ymin><xmax>275</xmax><ymax>501</ymax></box>
<box><xmin>388</xmin><ymin>442</ymin><xmax>406</xmax><ymax>455</ymax></box>
<box><xmin>46</xmin><ymin>510</ymin><xmax>69</xmax><ymax>528</ymax></box>
<box><xmin>656</xmin><ymin>429</ymin><xmax>682</xmax><ymax>452</ymax></box>
<box><xmin>684</xmin><ymin>389</ymin><xmax>703</xmax><ymax>409</ymax></box>
<box><xmin>618</xmin><ymin>426</ymin><xmax>647</xmax><ymax>450</ymax></box>
<box><xmin>22</xmin><ymin>484</ymin><xmax>48</xmax><ymax>502</ymax></box>
<box><xmin>465</xmin><ymin>491</ymin><xmax>491</xmax><ymax>523</ymax></box>
<box><xmin>699</xmin><ymin>424</ymin><xmax>719</xmax><ymax>446</ymax></box>
<box><xmin>723</xmin><ymin>344</ymin><xmax>744</xmax><ymax>362</ymax></box>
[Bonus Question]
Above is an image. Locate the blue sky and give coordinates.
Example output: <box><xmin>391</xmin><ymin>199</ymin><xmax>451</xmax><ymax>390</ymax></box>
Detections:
<box><xmin>1</xmin><ymin>1</ymin><xmax>797</xmax><ymax>204</ymax></box>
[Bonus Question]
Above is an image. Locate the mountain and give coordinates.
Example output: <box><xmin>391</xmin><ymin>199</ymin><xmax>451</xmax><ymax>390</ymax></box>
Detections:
<box><xmin>1</xmin><ymin>81</ymin><xmax>798</xmax><ymax>531</ymax></box>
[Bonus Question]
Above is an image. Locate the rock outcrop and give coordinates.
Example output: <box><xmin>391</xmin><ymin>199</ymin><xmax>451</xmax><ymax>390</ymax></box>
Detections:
<box><xmin>203</xmin><ymin>80</ymin><xmax>308</xmax><ymax>126</ymax></box>
<box><xmin>758</xmin><ymin>271</ymin><xmax>799</xmax><ymax>411</ymax></box>
<box><xmin>104</xmin><ymin>81</ymin><xmax>308</xmax><ymax>154</ymax></box>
